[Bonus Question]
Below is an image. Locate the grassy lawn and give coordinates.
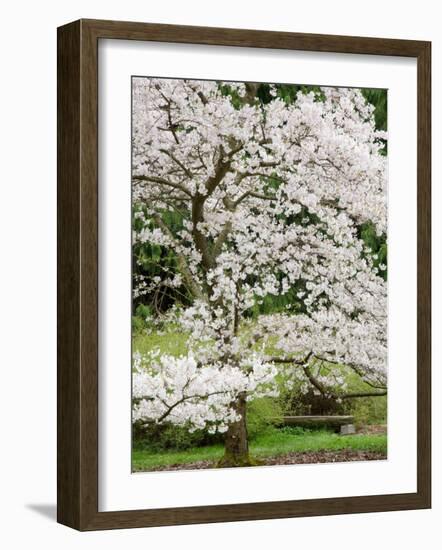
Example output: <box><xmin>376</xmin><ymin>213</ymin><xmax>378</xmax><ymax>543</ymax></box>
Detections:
<box><xmin>133</xmin><ymin>328</ymin><xmax>188</xmax><ymax>357</ymax></box>
<box><xmin>132</xmin><ymin>429</ymin><xmax>387</xmax><ymax>471</ymax></box>
<box><xmin>132</xmin><ymin>321</ymin><xmax>280</xmax><ymax>359</ymax></box>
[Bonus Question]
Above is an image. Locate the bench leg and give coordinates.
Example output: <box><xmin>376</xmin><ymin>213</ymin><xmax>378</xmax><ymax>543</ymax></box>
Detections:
<box><xmin>340</xmin><ymin>424</ymin><xmax>356</xmax><ymax>435</ymax></box>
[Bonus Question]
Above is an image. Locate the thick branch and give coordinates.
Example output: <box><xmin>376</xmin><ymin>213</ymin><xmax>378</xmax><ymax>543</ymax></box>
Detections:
<box><xmin>303</xmin><ymin>364</ymin><xmax>387</xmax><ymax>400</ymax></box>
<box><xmin>152</xmin><ymin>213</ymin><xmax>204</xmax><ymax>300</ymax></box>
<box><xmin>133</xmin><ymin>174</ymin><xmax>192</xmax><ymax>197</ymax></box>
<box><xmin>314</xmin><ymin>354</ymin><xmax>387</xmax><ymax>390</ymax></box>
<box><xmin>157</xmin><ymin>91</ymin><xmax>180</xmax><ymax>144</ymax></box>
<box><xmin>213</xmin><ymin>222</ymin><xmax>232</xmax><ymax>260</ymax></box>
<box><xmin>191</xmin><ymin>150</ymin><xmax>232</xmax><ymax>270</ymax></box>
<box><xmin>243</xmin><ymin>82</ymin><xmax>259</xmax><ymax>105</ymax></box>
<box><xmin>267</xmin><ymin>351</ymin><xmax>313</xmax><ymax>365</ymax></box>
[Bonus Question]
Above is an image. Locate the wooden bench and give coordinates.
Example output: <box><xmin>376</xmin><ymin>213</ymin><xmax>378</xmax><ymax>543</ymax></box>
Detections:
<box><xmin>280</xmin><ymin>415</ymin><xmax>356</xmax><ymax>434</ymax></box>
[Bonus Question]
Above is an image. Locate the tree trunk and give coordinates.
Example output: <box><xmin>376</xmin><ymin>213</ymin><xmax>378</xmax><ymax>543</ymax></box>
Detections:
<box><xmin>218</xmin><ymin>392</ymin><xmax>255</xmax><ymax>467</ymax></box>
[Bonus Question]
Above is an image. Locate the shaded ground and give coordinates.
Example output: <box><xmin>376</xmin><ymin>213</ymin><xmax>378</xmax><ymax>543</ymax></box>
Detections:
<box><xmin>142</xmin><ymin>449</ymin><xmax>386</xmax><ymax>471</ymax></box>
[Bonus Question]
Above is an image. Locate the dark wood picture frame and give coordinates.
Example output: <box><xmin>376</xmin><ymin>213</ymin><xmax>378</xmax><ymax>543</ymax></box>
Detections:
<box><xmin>57</xmin><ymin>18</ymin><xmax>431</xmax><ymax>531</ymax></box>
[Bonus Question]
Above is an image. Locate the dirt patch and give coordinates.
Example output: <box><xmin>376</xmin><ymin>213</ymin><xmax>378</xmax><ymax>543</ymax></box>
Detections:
<box><xmin>263</xmin><ymin>449</ymin><xmax>386</xmax><ymax>466</ymax></box>
<box><xmin>145</xmin><ymin>449</ymin><xmax>387</xmax><ymax>471</ymax></box>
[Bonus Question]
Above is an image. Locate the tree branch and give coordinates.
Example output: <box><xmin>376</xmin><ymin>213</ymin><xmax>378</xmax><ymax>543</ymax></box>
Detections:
<box><xmin>212</xmin><ymin>220</ymin><xmax>232</xmax><ymax>259</ymax></box>
<box><xmin>191</xmin><ymin>149</ymin><xmax>233</xmax><ymax>270</ymax></box>
<box><xmin>137</xmin><ymin>389</ymin><xmax>232</xmax><ymax>425</ymax></box>
<box><xmin>152</xmin><ymin>213</ymin><xmax>204</xmax><ymax>300</ymax></box>
<box><xmin>159</xmin><ymin>148</ymin><xmax>193</xmax><ymax>178</ymax></box>
<box><xmin>303</xmin><ymin>363</ymin><xmax>387</xmax><ymax>400</ymax></box>
<box><xmin>267</xmin><ymin>352</ymin><xmax>313</xmax><ymax>365</ymax></box>
<box><xmin>133</xmin><ymin>174</ymin><xmax>192</xmax><ymax>197</ymax></box>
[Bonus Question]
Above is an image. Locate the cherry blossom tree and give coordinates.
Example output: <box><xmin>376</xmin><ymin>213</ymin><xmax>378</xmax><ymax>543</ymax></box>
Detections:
<box><xmin>132</xmin><ymin>78</ymin><xmax>387</xmax><ymax>467</ymax></box>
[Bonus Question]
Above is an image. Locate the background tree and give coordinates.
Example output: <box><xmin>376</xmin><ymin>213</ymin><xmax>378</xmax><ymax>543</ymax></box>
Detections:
<box><xmin>132</xmin><ymin>78</ymin><xmax>388</xmax><ymax>467</ymax></box>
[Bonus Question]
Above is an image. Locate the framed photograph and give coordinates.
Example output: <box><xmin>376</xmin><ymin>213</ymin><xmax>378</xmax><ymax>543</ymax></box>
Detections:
<box><xmin>57</xmin><ymin>19</ymin><xmax>431</xmax><ymax>530</ymax></box>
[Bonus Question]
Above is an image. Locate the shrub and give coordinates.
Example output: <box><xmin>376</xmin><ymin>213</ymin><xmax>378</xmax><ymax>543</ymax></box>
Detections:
<box><xmin>347</xmin><ymin>395</ymin><xmax>387</xmax><ymax>426</ymax></box>
<box><xmin>133</xmin><ymin>422</ymin><xmax>222</xmax><ymax>451</ymax></box>
<box><xmin>132</xmin><ymin>304</ymin><xmax>153</xmax><ymax>334</ymax></box>
<box><xmin>132</xmin><ymin>315</ymin><xmax>145</xmax><ymax>334</ymax></box>
<box><xmin>277</xmin><ymin>425</ymin><xmax>313</xmax><ymax>436</ymax></box>
<box><xmin>247</xmin><ymin>397</ymin><xmax>283</xmax><ymax>440</ymax></box>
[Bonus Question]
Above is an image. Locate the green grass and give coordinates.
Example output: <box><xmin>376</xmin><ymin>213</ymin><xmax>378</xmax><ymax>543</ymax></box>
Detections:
<box><xmin>133</xmin><ymin>328</ymin><xmax>188</xmax><ymax>357</ymax></box>
<box><xmin>132</xmin><ymin>429</ymin><xmax>387</xmax><ymax>471</ymax></box>
<box><xmin>132</xmin><ymin>321</ymin><xmax>280</xmax><ymax>358</ymax></box>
